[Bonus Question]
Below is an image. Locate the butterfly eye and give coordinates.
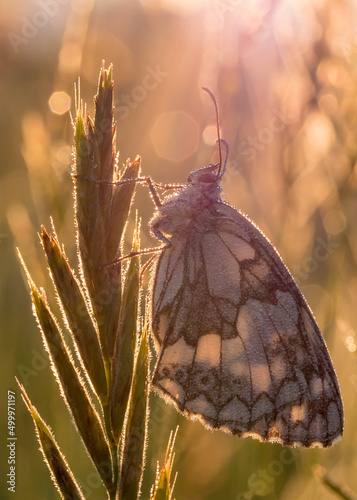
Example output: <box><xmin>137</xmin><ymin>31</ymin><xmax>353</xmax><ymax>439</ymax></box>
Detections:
<box><xmin>187</xmin><ymin>171</ymin><xmax>216</xmax><ymax>184</ymax></box>
<box><xmin>198</xmin><ymin>173</ymin><xmax>216</xmax><ymax>183</ymax></box>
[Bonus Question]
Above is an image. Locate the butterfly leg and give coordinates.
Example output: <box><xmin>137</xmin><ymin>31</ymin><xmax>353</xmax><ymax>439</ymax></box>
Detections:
<box><xmin>146</xmin><ymin>176</ymin><xmax>163</xmax><ymax>207</ymax></box>
<box><xmin>73</xmin><ymin>173</ymin><xmax>172</xmax><ymax>263</ymax></box>
<box><xmin>73</xmin><ymin>173</ymin><xmax>143</xmax><ymax>183</ymax></box>
<box><xmin>151</xmin><ymin>225</ymin><xmax>171</xmax><ymax>246</ymax></box>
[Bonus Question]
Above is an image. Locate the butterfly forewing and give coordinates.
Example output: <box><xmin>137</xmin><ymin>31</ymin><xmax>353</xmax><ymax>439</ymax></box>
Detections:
<box><xmin>150</xmin><ymin>167</ymin><xmax>343</xmax><ymax>448</ymax></box>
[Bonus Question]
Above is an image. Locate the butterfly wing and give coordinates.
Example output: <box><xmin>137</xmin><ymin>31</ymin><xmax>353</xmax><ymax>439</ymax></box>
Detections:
<box><xmin>151</xmin><ymin>201</ymin><xmax>343</xmax><ymax>448</ymax></box>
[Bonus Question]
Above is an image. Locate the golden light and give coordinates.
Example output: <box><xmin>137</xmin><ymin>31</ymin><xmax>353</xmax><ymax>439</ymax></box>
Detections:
<box><xmin>151</xmin><ymin>111</ymin><xmax>199</xmax><ymax>162</ymax></box>
<box><xmin>48</xmin><ymin>91</ymin><xmax>71</xmax><ymax>115</ymax></box>
<box><xmin>202</xmin><ymin>124</ymin><xmax>219</xmax><ymax>146</ymax></box>
<box><xmin>346</xmin><ymin>335</ymin><xmax>357</xmax><ymax>353</ymax></box>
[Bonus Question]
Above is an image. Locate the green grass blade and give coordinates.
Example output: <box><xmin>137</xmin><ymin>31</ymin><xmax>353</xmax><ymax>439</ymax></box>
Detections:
<box><xmin>119</xmin><ymin>325</ymin><xmax>150</xmax><ymax>499</ymax></box>
<box><xmin>74</xmin><ymin>66</ymin><xmax>140</xmax><ymax>363</ymax></box>
<box><xmin>150</xmin><ymin>429</ymin><xmax>178</xmax><ymax>500</ymax></box>
<box><xmin>18</xmin><ymin>252</ymin><xmax>114</xmax><ymax>492</ymax></box>
<box><xmin>314</xmin><ymin>465</ymin><xmax>357</xmax><ymax>500</ymax></box>
<box><xmin>17</xmin><ymin>381</ymin><xmax>85</xmax><ymax>500</ymax></box>
<box><xmin>41</xmin><ymin>225</ymin><xmax>108</xmax><ymax>402</ymax></box>
<box><xmin>110</xmin><ymin>225</ymin><xmax>140</xmax><ymax>443</ymax></box>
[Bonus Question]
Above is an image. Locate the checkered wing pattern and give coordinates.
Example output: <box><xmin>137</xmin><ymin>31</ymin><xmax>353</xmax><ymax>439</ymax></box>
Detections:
<box><xmin>151</xmin><ymin>199</ymin><xmax>343</xmax><ymax>448</ymax></box>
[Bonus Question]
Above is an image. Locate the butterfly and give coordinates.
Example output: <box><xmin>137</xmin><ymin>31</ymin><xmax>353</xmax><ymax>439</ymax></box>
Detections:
<box><xmin>148</xmin><ymin>88</ymin><xmax>343</xmax><ymax>448</ymax></box>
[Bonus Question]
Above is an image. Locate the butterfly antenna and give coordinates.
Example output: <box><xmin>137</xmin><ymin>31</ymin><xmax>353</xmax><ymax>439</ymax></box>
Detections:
<box><xmin>219</xmin><ymin>138</ymin><xmax>229</xmax><ymax>180</ymax></box>
<box><xmin>201</xmin><ymin>87</ymin><xmax>223</xmax><ymax>177</ymax></box>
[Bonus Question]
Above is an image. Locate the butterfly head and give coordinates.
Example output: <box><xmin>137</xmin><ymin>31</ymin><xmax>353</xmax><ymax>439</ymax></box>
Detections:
<box><xmin>186</xmin><ymin>135</ymin><xmax>229</xmax><ymax>195</ymax></box>
<box><xmin>187</xmin><ymin>163</ymin><xmax>220</xmax><ymax>186</ymax></box>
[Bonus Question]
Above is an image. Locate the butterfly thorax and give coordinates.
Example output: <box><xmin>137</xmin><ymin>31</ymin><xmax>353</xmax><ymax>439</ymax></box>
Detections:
<box><xmin>150</xmin><ymin>165</ymin><xmax>223</xmax><ymax>241</ymax></box>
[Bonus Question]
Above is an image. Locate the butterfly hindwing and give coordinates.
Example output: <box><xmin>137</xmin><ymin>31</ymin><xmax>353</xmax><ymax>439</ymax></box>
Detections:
<box><xmin>151</xmin><ymin>199</ymin><xmax>343</xmax><ymax>448</ymax></box>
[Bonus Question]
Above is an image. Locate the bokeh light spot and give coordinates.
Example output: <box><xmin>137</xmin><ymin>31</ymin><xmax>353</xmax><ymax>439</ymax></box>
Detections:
<box><xmin>151</xmin><ymin>111</ymin><xmax>199</xmax><ymax>162</ymax></box>
<box><xmin>304</xmin><ymin>112</ymin><xmax>335</xmax><ymax>155</ymax></box>
<box><xmin>49</xmin><ymin>92</ymin><xmax>71</xmax><ymax>115</ymax></box>
<box><xmin>323</xmin><ymin>210</ymin><xmax>346</xmax><ymax>235</ymax></box>
<box><xmin>203</xmin><ymin>124</ymin><xmax>218</xmax><ymax>145</ymax></box>
<box><xmin>346</xmin><ymin>335</ymin><xmax>356</xmax><ymax>352</ymax></box>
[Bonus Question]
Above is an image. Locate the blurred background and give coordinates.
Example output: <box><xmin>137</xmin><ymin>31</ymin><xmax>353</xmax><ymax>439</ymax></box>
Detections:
<box><xmin>1</xmin><ymin>0</ymin><xmax>357</xmax><ymax>498</ymax></box>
